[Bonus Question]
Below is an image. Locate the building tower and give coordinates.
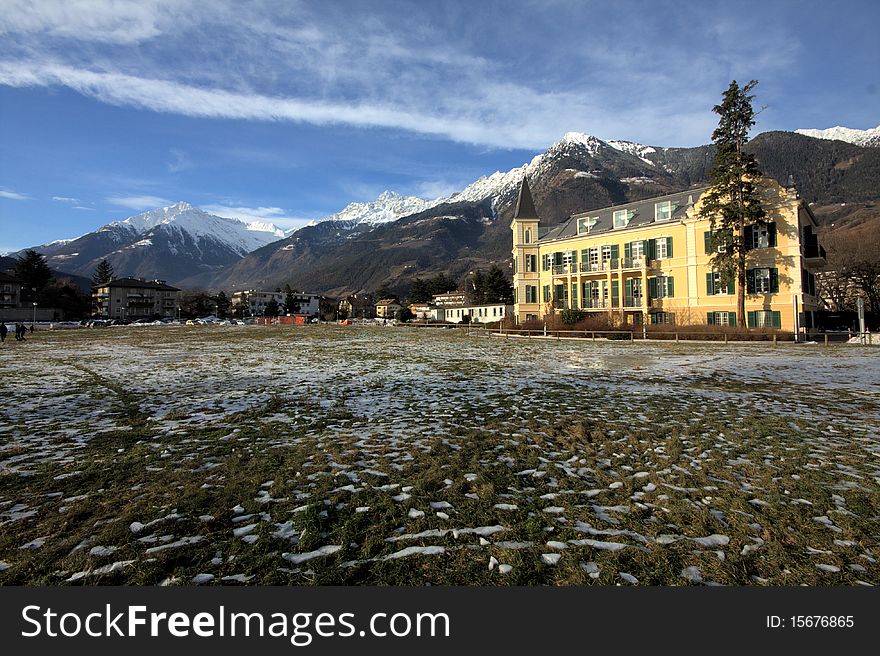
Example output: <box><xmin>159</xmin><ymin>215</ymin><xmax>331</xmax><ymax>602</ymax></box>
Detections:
<box><xmin>510</xmin><ymin>177</ymin><xmax>541</xmax><ymax>322</ymax></box>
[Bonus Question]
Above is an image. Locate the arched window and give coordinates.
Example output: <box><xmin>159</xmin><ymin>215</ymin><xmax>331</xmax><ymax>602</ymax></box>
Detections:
<box><xmin>524</xmin><ymin>229</ymin><xmax>531</xmax><ymax>244</ymax></box>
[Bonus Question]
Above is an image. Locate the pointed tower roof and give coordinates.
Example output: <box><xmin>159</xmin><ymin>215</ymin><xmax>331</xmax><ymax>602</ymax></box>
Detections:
<box><xmin>513</xmin><ymin>177</ymin><xmax>539</xmax><ymax>221</ymax></box>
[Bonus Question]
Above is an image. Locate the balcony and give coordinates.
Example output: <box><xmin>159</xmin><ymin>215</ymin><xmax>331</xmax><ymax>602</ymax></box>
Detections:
<box><xmin>804</xmin><ymin>243</ymin><xmax>827</xmax><ymax>265</ymax></box>
<box><xmin>623</xmin><ymin>297</ymin><xmax>644</xmax><ymax>308</ymax></box>
<box><xmin>619</xmin><ymin>257</ymin><xmax>647</xmax><ymax>270</ymax></box>
<box><xmin>580</xmin><ymin>299</ymin><xmax>608</xmax><ymax>309</ymax></box>
<box><xmin>552</xmin><ymin>263</ymin><xmax>579</xmax><ymax>275</ymax></box>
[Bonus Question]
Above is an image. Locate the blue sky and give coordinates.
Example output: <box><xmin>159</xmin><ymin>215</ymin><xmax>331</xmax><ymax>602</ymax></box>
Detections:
<box><xmin>1</xmin><ymin>0</ymin><xmax>878</xmax><ymax>254</ymax></box>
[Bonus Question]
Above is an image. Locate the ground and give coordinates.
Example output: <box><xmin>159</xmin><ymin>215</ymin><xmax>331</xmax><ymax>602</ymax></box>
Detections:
<box><xmin>0</xmin><ymin>325</ymin><xmax>878</xmax><ymax>586</ymax></box>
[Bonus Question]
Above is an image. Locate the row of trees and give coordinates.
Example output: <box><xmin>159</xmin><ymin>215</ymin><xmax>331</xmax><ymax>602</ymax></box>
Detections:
<box><xmin>12</xmin><ymin>250</ymin><xmax>92</xmax><ymax>319</ymax></box>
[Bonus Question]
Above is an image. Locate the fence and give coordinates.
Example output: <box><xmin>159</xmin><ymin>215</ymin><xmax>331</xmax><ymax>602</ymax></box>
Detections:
<box><xmin>473</xmin><ymin>326</ymin><xmax>801</xmax><ymax>344</ymax></box>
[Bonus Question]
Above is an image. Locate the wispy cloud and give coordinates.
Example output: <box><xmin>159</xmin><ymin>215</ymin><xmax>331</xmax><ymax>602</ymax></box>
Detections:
<box><xmin>0</xmin><ymin>188</ymin><xmax>29</xmax><ymax>200</ymax></box>
<box><xmin>200</xmin><ymin>204</ymin><xmax>312</xmax><ymax>231</ymax></box>
<box><xmin>106</xmin><ymin>194</ymin><xmax>171</xmax><ymax>210</ymax></box>
<box><xmin>167</xmin><ymin>148</ymin><xmax>192</xmax><ymax>173</ymax></box>
<box><xmin>0</xmin><ymin>1</ymin><xmax>805</xmax><ymax>149</ymax></box>
<box><xmin>52</xmin><ymin>195</ymin><xmax>80</xmax><ymax>203</ymax></box>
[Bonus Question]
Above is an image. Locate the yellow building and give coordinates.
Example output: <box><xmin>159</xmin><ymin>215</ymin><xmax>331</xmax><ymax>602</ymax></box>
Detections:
<box><xmin>511</xmin><ymin>177</ymin><xmax>826</xmax><ymax>331</ymax></box>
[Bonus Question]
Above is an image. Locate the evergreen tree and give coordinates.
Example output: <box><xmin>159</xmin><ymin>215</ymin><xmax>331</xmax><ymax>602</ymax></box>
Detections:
<box><xmin>698</xmin><ymin>80</ymin><xmax>765</xmax><ymax>329</ymax></box>
<box><xmin>15</xmin><ymin>249</ymin><xmax>53</xmax><ymax>294</ymax></box>
<box><xmin>214</xmin><ymin>291</ymin><xmax>231</xmax><ymax>318</ymax></box>
<box><xmin>92</xmin><ymin>259</ymin><xmax>114</xmax><ymax>287</ymax></box>
<box><xmin>409</xmin><ymin>278</ymin><xmax>432</xmax><ymax>303</ymax></box>
<box><xmin>484</xmin><ymin>264</ymin><xmax>514</xmax><ymax>304</ymax></box>
<box><xmin>264</xmin><ymin>298</ymin><xmax>280</xmax><ymax>317</ymax></box>
<box><xmin>283</xmin><ymin>284</ymin><xmax>300</xmax><ymax>314</ymax></box>
<box><xmin>396</xmin><ymin>307</ymin><xmax>414</xmax><ymax>323</ymax></box>
<box><xmin>469</xmin><ymin>269</ymin><xmax>486</xmax><ymax>304</ymax></box>
<box><xmin>428</xmin><ymin>274</ymin><xmax>458</xmax><ymax>296</ymax></box>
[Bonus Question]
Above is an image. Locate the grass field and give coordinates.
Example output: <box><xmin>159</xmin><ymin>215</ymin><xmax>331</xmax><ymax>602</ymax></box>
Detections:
<box><xmin>0</xmin><ymin>325</ymin><xmax>878</xmax><ymax>586</ymax></box>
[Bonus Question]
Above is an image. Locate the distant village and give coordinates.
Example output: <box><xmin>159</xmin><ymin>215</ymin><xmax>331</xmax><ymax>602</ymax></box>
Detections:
<box><xmin>0</xmin><ymin>257</ymin><xmax>515</xmax><ymax>328</ymax></box>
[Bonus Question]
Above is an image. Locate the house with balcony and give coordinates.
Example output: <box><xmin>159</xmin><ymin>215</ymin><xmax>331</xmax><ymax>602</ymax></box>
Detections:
<box><xmin>93</xmin><ymin>278</ymin><xmax>180</xmax><ymax>319</ymax></box>
<box><xmin>338</xmin><ymin>293</ymin><xmax>375</xmax><ymax>319</ymax></box>
<box><xmin>511</xmin><ymin>176</ymin><xmax>826</xmax><ymax>332</ymax></box>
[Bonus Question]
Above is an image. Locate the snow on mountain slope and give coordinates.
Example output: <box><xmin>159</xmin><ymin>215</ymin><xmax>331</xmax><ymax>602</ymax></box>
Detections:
<box><xmin>606</xmin><ymin>139</ymin><xmax>657</xmax><ymax>165</ymax></box>
<box><xmin>105</xmin><ymin>202</ymin><xmax>284</xmax><ymax>254</ymax></box>
<box><xmin>300</xmin><ymin>191</ymin><xmax>436</xmax><ymax>233</ymax></box>
<box><xmin>795</xmin><ymin>125</ymin><xmax>880</xmax><ymax>148</ymax></box>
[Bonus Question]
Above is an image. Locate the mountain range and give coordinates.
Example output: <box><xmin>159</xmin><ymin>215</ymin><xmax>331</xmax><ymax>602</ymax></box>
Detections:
<box><xmin>13</xmin><ymin>126</ymin><xmax>880</xmax><ymax>295</ymax></box>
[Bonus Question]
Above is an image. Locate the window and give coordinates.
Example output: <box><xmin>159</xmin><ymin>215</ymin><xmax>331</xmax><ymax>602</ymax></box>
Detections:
<box><xmin>655</xmin><ymin>201</ymin><xmax>672</xmax><ymax>221</ymax></box>
<box><xmin>654</xmin><ymin>236</ymin><xmax>672</xmax><ymax>259</ymax></box>
<box><xmin>588</xmin><ymin>248</ymin><xmax>599</xmax><ymax>270</ymax></box>
<box><xmin>649</xmin><ymin>276</ymin><xmax>674</xmax><ymax>298</ymax></box>
<box><xmin>601</xmin><ymin>245</ymin><xmax>612</xmax><ymax>264</ymax></box>
<box><xmin>524</xmin><ymin>229</ymin><xmax>531</xmax><ymax>244</ymax></box>
<box><xmin>747</xmin><ymin>268</ymin><xmax>779</xmax><ymax>294</ymax></box>
<box><xmin>650</xmin><ymin>312</ymin><xmax>675</xmax><ymax>325</ymax></box>
<box><xmin>747</xmin><ymin>222</ymin><xmax>776</xmax><ymax>249</ymax></box>
<box><xmin>577</xmin><ymin>217</ymin><xmax>598</xmax><ymax>234</ymax></box>
<box><xmin>525</xmin><ymin>254</ymin><xmax>537</xmax><ymax>272</ymax></box>
<box><xmin>613</xmin><ymin>209</ymin><xmax>629</xmax><ymax>228</ymax></box>
<box><xmin>748</xmin><ymin>310</ymin><xmax>781</xmax><ymax>328</ymax></box>
<box><xmin>706</xmin><ymin>271</ymin><xmax>733</xmax><ymax>296</ymax></box>
<box><xmin>704</xmin><ymin>230</ymin><xmax>729</xmax><ymax>254</ymax></box>
<box><xmin>707</xmin><ymin>311</ymin><xmax>736</xmax><ymax>326</ymax></box>
<box><xmin>542</xmin><ymin>254</ymin><xmax>550</xmax><ymax>271</ymax></box>
<box><xmin>525</xmin><ymin>285</ymin><xmax>538</xmax><ymax>304</ymax></box>
<box><xmin>629</xmin><ymin>240</ymin><xmax>644</xmax><ymax>259</ymax></box>
<box><xmin>543</xmin><ymin>285</ymin><xmax>550</xmax><ymax>302</ymax></box>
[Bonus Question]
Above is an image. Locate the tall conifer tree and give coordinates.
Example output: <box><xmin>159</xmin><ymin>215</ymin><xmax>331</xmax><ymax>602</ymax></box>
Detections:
<box><xmin>92</xmin><ymin>259</ymin><xmax>114</xmax><ymax>287</ymax></box>
<box><xmin>699</xmin><ymin>80</ymin><xmax>765</xmax><ymax>328</ymax></box>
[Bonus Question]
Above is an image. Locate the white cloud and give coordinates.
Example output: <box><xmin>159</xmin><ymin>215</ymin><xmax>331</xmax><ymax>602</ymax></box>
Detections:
<box><xmin>0</xmin><ymin>189</ymin><xmax>29</xmax><ymax>200</ymax></box>
<box><xmin>106</xmin><ymin>195</ymin><xmax>171</xmax><ymax>210</ymax></box>
<box><xmin>200</xmin><ymin>204</ymin><xmax>312</xmax><ymax>231</ymax></box>
<box><xmin>167</xmin><ymin>148</ymin><xmax>192</xmax><ymax>173</ymax></box>
<box><xmin>52</xmin><ymin>195</ymin><xmax>80</xmax><ymax>203</ymax></box>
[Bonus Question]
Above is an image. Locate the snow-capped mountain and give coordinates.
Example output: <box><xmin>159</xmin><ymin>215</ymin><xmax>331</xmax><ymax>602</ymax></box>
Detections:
<box><xmin>795</xmin><ymin>125</ymin><xmax>880</xmax><ymax>148</ymax></box>
<box><xmin>303</xmin><ymin>191</ymin><xmax>436</xmax><ymax>232</ymax></box>
<box><xmin>105</xmin><ymin>202</ymin><xmax>284</xmax><ymax>255</ymax></box>
<box><xmin>22</xmin><ymin>202</ymin><xmax>286</xmax><ymax>285</ymax></box>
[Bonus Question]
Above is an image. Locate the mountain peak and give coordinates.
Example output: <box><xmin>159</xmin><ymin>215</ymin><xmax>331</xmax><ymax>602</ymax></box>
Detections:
<box><xmin>795</xmin><ymin>125</ymin><xmax>880</xmax><ymax>148</ymax></box>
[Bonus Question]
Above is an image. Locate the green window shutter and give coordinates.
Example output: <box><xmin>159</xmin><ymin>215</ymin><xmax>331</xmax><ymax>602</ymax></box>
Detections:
<box><xmin>707</xmin><ymin>312</ymin><xmax>715</xmax><ymax>325</ymax></box>
<box><xmin>581</xmin><ymin>249</ymin><xmax>589</xmax><ymax>264</ymax></box>
<box><xmin>770</xmin><ymin>268</ymin><xmax>779</xmax><ymax>293</ymax></box>
<box><xmin>666</xmin><ymin>236</ymin><xmax>673</xmax><ymax>258</ymax></box>
<box><xmin>543</xmin><ymin>285</ymin><xmax>549</xmax><ymax>302</ymax></box>
<box><xmin>747</xmin><ymin>311</ymin><xmax>757</xmax><ymax>328</ymax></box>
<box><xmin>571</xmin><ymin>283</ymin><xmax>578</xmax><ymax>303</ymax></box>
<box><xmin>648</xmin><ymin>277</ymin><xmax>658</xmax><ymax>299</ymax></box>
<box><xmin>704</xmin><ymin>231</ymin><xmax>712</xmax><ymax>254</ymax></box>
<box><xmin>611</xmin><ymin>280</ymin><xmax>619</xmax><ymax>307</ymax></box>
<box><xmin>667</xmin><ymin>276</ymin><xmax>674</xmax><ymax>298</ymax></box>
<box><xmin>624</xmin><ymin>242</ymin><xmax>632</xmax><ymax>259</ymax></box>
<box><xmin>768</xmin><ymin>222</ymin><xmax>777</xmax><ymax>247</ymax></box>
<box><xmin>554</xmin><ymin>252</ymin><xmax>562</xmax><ymax>265</ymax></box>
<box><xmin>744</xmin><ymin>225</ymin><xmax>754</xmax><ymax>250</ymax></box>
<box><xmin>706</xmin><ymin>272</ymin><xmax>714</xmax><ymax>295</ymax></box>
<box><xmin>610</xmin><ymin>244</ymin><xmax>619</xmax><ymax>263</ymax></box>
<box><xmin>727</xmin><ymin>278</ymin><xmax>735</xmax><ymax>295</ymax></box>
<box><xmin>746</xmin><ymin>269</ymin><xmax>756</xmax><ymax>294</ymax></box>
<box><xmin>646</xmin><ymin>239</ymin><xmax>655</xmax><ymax>260</ymax></box>
<box><xmin>772</xmin><ymin>311</ymin><xmax>781</xmax><ymax>328</ymax></box>
<box><xmin>624</xmin><ymin>279</ymin><xmax>633</xmax><ymax>305</ymax></box>
<box><xmin>513</xmin><ymin>257</ymin><xmax>517</xmax><ymax>274</ymax></box>
<box><xmin>728</xmin><ymin>312</ymin><xmax>737</xmax><ymax>327</ymax></box>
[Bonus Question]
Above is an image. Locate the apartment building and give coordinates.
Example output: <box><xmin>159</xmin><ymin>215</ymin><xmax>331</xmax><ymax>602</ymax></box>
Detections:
<box><xmin>93</xmin><ymin>278</ymin><xmax>180</xmax><ymax>319</ymax></box>
<box><xmin>511</xmin><ymin>177</ymin><xmax>826</xmax><ymax>331</ymax></box>
<box><xmin>0</xmin><ymin>271</ymin><xmax>21</xmax><ymax>310</ymax></box>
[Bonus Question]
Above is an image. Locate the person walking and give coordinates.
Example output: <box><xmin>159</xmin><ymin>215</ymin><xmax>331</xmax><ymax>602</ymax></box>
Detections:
<box><xmin>0</xmin><ymin>321</ymin><xmax>7</xmax><ymax>343</ymax></box>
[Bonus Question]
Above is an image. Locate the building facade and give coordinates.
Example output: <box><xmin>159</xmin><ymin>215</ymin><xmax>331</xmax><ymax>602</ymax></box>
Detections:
<box><xmin>441</xmin><ymin>303</ymin><xmax>514</xmax><ymax>324</ymax></box>
<box><xmin>338</xmin><ymin>294</ymin><xmax>376</xmax><ymax>319</ymax></box>
<box><xmin>0</xmin><ymin>271</ymin><xmax>21</xmax><ymax>310</ymax></box>
<box><xmin>93</xmin><ymin>278</ymin><xmax>180</xmax><ymax>319</ymax></box>
<box><xmin>375</xmin><ymin>299</ymin><xmax>402</xmax><ymax>319</ymax></box>
<box><xmin>511</xmin><ymin>177</ymin><xmax>826</xmax><ymax>331</ymax></box>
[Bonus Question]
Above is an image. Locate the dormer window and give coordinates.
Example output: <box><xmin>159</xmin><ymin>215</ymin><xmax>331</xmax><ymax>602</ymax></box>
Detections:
<box><xmin>655</xmin><ymin>201</ymin><xmax>672</xmax><ymax>221</ymax></box>
<box><xmin>613</xmin><ymin>209</ymin><xmax>629</xmax><ymax>228</ymax></box>
<box><xmin>577</xmin><ymin>217</ymin><xmax>598</xmax><ymax>234</ymax></box>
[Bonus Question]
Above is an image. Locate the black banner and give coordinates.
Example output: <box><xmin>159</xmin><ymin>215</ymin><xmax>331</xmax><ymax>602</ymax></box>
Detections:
<box><xmin>0</xmin><ymin>586</ymin><xmax>874</xmax><ymax>654</ymax></box>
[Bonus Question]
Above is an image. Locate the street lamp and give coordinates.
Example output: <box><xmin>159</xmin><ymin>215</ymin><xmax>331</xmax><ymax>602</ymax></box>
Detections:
<box><xmin>32</xmin><ymin>301</ymin><xmax>37</xmax><ymax>330</ymax></box>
